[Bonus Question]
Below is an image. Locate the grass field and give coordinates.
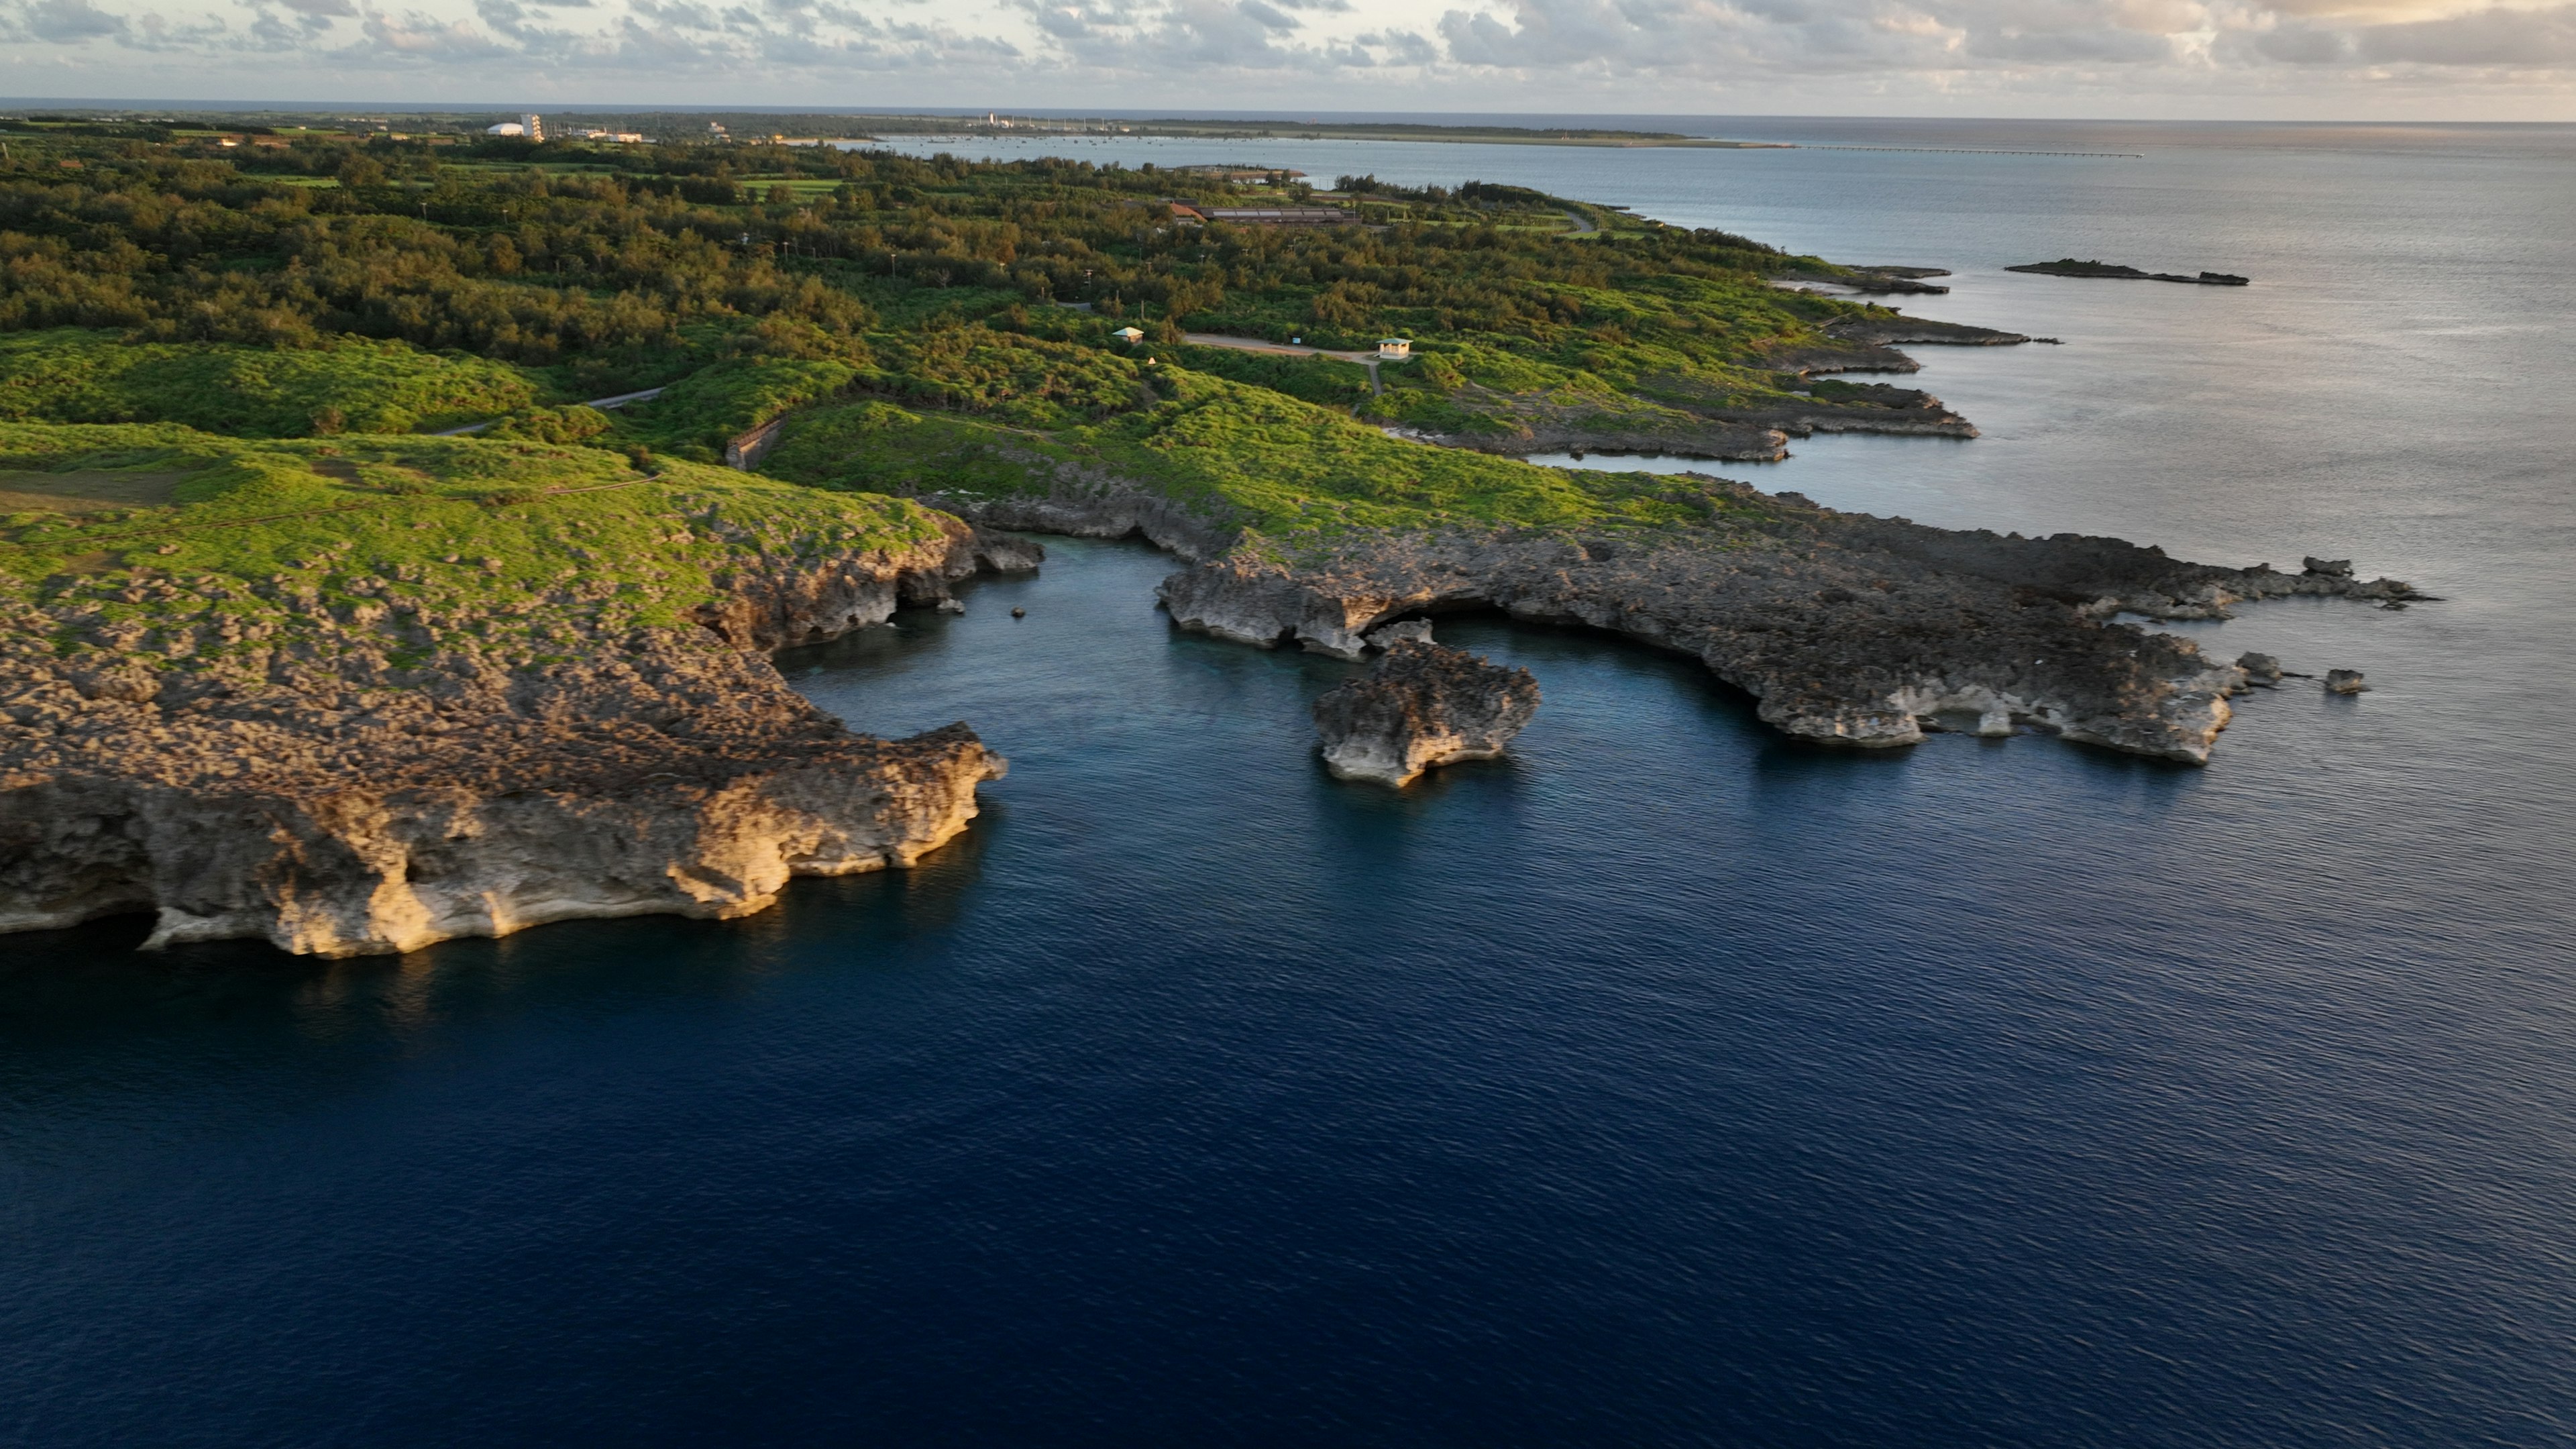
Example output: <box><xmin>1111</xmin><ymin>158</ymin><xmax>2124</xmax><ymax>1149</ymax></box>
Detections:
<box><xmin>0</xmin><ymin>421</ymin><xmax>951</xmax><ymax>680</ymax></box>
<box><xmin>0</xmin><ymin>331</ymin><xmax>548</xmax><ymax>438</ymax></box>
<box><xmin>761</xmin><ymin>365</ymin><xmax>1774</xmax><ymax>558</ymax></box>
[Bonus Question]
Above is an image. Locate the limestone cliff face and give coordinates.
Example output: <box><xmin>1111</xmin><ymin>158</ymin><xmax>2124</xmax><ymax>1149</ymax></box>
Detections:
<box><xmin>0</xmin><ymin>523</ymin><xmax>1038</xmax><ymax>957</ymax></box>
<box><xmin>1313</xmin><ymin>641</ymin><xmax>1540</xmax><ymax>786</ymax></box>
<box><xmin>910</xmin><ymin>455</ymin><xmax>1240</xmax><ymax>563</ymax></box>
<box><xmin>1158</xmin><ymin>480</ymin><xmax>2422</xmax><ymax>765</ymax></box>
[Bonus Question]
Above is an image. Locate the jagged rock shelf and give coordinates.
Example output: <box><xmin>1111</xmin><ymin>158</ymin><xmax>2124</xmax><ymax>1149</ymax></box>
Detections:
<box><xmin>934</xmin><ymin>472</ymin><xmax>2420</xmax><ymax>767</ymax></box>
<box><xmin>0</xmin><ymin>518</ymin><xmax>1037</xmax><ymax>957</ymax></box>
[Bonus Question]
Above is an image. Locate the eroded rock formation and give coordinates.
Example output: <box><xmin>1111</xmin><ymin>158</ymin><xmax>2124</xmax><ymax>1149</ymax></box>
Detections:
<box><xmin>1152</xmin><ymin>478</ymin><xmax>2422</xmax><ymax>765</ymax></box>
<box><xmin>0</xmin><ymin>523</ymin><xmax>1038</xmax><ymax>957</ymax></box>
<box><xmin>1313</xmin><ymin>641</ymin><xmax>1540</xmax><ymax>786</ymax></box>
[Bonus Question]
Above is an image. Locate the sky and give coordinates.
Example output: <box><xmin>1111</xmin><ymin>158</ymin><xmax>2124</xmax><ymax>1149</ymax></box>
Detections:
<box><xmin>3</xmin><ymin>0</ymin><xmax>2573</xmax><ymax>119</ymax></box>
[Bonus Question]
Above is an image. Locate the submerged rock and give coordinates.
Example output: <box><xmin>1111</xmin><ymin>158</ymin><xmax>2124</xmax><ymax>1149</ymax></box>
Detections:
<box><xmin>1313</xmin><ymin>642</ymin><xmax>1540</xmax><ymax>787</ymax></box>
<box><xmin>2326</xmin><ymin>669</ymin><xmax>2370</xmax><ymax>694</ymax></box>
<box><xmin>1364</xmin><ymin>619</ymin><xmax>1433</xmax><ymax>649</ymax></box>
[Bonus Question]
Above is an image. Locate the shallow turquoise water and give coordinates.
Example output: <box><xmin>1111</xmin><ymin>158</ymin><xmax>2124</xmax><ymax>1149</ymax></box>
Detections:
<box><xmin>5</xmin><ymin>121</ymin><xmax>2573</xmax><ymax>1446</ymax></box>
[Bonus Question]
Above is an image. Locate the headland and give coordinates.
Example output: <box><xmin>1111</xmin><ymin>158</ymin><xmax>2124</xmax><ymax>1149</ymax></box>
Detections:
<box><xmin>0</xmin><ymin>123</ymin><xmax>2418</xmax><ymax>954</ymax></box>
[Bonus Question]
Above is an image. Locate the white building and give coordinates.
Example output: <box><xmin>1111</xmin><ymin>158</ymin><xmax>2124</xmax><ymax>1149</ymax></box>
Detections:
<box><xmin>484</xmin><ymin>122</ymin><xmax>524</xmax><ymax>137</ymax></box>
<box><xmin>1377</xmin><ymin>337</ymin><xmax>1412</xmax><ymax>360</ymax></box>
<box><xmin>1111</xmin><ymin>326</ymin><xmax>1146</xmax><ymax>344</ymax></box>
<box><xmin>521</xmin><ymin>113</ymin><xmax>544</xmax><ymax>142</ymax></box>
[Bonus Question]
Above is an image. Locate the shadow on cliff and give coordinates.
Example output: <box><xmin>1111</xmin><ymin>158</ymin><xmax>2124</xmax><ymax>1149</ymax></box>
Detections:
<box><xmin>0</xmin><ymin>805</ymin><xmax>1002</xmax><ymax>1061</ymax></box>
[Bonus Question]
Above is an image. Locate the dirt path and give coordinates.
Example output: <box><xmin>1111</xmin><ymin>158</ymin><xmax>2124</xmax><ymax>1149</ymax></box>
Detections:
<box><xmin>1179</xmin><ymin>333</ymin><xmax>1385</xmax><ymax>395</ymax></box>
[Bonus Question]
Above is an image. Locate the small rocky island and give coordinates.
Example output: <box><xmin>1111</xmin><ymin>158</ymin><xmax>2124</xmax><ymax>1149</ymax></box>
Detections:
<box><xmin>1313</xmin><ymin>637</ymin><xmax>1542</xmax><ymax>786</ymax></box>
<box><xmin>2009</xmin><ymin>259</ymin><xmax>2251</xmax><ymax>286</ymax></box>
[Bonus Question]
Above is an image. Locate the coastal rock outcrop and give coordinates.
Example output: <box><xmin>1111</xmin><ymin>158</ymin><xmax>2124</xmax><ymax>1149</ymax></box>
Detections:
<box><xmin>2009</xmin><ymin>260</ymin><xmax>2250</xmax><ymax>286</ymax></box>
<box><xmin>1313</xmin><ymin>641</ymin><xmax>1541</xmax><ymax>786</ymax></box>
<box><xmin>1155</xmin><ymin>478</ymin><xmax>2423</xmax><ymax>765</ymax></box>
<box><xmin>2326</xmin><ymin>669</ymin><xmax>2370</xmax><ymax>694</ymax></box>
<box><xmin>1</xmin><ymin>523</ymin><xmax>1034</xmax><ymax>957</ymax></box>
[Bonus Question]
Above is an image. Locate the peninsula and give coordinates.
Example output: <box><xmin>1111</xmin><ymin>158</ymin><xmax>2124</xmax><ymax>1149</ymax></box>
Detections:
<box><xmin>0</xmin><ymin>122</ymin><xmax>2414</xmax><ymax>955</ymax></box>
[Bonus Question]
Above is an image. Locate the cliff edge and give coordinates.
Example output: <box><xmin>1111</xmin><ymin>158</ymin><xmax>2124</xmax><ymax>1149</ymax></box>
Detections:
<box><xmin>0</xmin><ymin>428</ymin><xmax>1033</xmax><ymax>956</ymax></box>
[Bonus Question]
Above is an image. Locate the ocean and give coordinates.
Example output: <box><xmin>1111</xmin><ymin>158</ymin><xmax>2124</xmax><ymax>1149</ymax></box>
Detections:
<box><xmin>5</xmin><ymin>119</ymin><xmax>2573</xmax><ymax>1446</ymax></box>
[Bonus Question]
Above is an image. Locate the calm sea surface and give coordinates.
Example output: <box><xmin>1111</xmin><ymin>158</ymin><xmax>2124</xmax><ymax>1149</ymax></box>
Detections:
<box><xmin>5</xmin><ymin>120</ymin><xmax>2573</xmax><ymax>1446</ymax></box>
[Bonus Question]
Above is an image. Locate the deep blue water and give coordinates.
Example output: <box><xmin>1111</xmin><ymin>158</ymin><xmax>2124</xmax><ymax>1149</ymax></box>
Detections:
<box><xmin>7</xmin><ymin>120</ymin><xmax>2575</xmax><ymax>1446</ymax></box>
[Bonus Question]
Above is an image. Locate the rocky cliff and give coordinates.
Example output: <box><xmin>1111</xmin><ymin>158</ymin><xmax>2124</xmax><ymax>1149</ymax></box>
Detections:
<box><xmin>1313</xmin><ymin>641</ymin><xmax>1541</xmax><ymax>786</ymax></box>
<box><xmin>0</xmin><ymin>518</ymin><xmax>1036</xmax><ymax>957</ymax></box>
<box><xmin>1157</xmin><ymin>478</ymin><xmax>2421</xmax><ymax>765</ymax></box>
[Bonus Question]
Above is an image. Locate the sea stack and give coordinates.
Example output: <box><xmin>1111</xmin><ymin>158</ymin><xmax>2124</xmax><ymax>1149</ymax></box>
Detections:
<box><xmin>1313</xmin><ymin>641</ymin><xmax>1540</xmax><ymax>787</ymax></box>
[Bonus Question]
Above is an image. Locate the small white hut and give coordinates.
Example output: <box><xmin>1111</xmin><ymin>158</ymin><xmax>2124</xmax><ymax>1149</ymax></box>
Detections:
<box><xmin>1112</xmin><ymin>326</ymin><xmax>1146</xmax><ymax>344</ymax></box>
<box><xmin>1377</xmin><ymin>337</ymin><xmax>1411</xmax><ymax>360</ymax></box>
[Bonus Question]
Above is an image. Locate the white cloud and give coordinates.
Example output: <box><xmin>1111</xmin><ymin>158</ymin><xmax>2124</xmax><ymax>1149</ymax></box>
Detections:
<box><xmin>0</xmin><ymin>0</ymin><xmax>2566</xmax><ymax>114</ymax></box>
<box><xmin>15</xmin><ymin>0</ymin><xmax>132</xmax><ymax>40</ymax></box>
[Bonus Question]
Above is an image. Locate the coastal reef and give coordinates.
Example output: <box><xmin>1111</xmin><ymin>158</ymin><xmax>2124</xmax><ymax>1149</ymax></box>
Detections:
<box><xmin>1313</xmin><ymin>640</ymin><xmax>1541</xmax><ymax>786</ymax></box>
<box><xmin>0</xmin><ymin>424</ymin><xmax>1025</xmax><ymax>955</ymax></box>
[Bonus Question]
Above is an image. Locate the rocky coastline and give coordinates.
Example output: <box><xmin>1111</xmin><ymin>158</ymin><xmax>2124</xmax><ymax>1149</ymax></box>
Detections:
<box><xmin>925</xmin><ymin>472</ymin><xmax>2418</xmax><ymax>766</ymax></box>
<box><xmin>0</xmin><ymin>516</ymin><xmax>1034</xmax><ymax>957</ymax></box>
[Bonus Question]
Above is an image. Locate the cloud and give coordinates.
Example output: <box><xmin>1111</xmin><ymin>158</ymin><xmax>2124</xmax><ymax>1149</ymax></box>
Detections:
<box><xmin>19</xmin><ymin>0</ymin><xmax>130</xmax><ymax>39</ymax></box>
<box><xmin>2357</xmin><ymin>1</ymin><xmax>2576</xmax><ymax>61</ymax></box>
<box><xmin>0</xmin><ymin>0</ymin><xmax>2571</xmax><ymax>108</ymax></box>
<box><xmin>352</xmin><ymin>6</ymin><xmax>512</xmax><ymax>56</ymax></box>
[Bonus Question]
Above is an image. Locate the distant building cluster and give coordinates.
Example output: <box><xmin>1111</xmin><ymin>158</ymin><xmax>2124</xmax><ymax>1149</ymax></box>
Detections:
<box><xmin>483</xmin><ymin>116</ymin><xmax>645</xmax><ymax>144</ymax></box>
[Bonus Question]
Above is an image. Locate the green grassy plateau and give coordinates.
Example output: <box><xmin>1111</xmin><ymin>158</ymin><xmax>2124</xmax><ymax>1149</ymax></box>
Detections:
<box><xmin>0</xmin><ymin>123</ymin><xmax>1911</xmax><ymax>647</ymax></box>
<box><xmin>0</xmin><ymin>420</ymin><xmax>947</xmax><ymax>686</ymax></box>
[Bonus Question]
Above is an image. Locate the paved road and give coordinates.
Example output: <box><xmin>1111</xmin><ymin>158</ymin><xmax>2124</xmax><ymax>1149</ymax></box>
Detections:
<box><xmin>1562</xmin><ymin>210</ymin><xmax>1599</xmax><ymax>235</ymax></box>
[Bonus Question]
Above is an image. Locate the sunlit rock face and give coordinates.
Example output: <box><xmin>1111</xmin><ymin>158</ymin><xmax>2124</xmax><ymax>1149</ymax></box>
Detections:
<box><xmin>1312</xmin><ymin>641</ymin><xmax>1541</xmax><ymax>787</ymax></box>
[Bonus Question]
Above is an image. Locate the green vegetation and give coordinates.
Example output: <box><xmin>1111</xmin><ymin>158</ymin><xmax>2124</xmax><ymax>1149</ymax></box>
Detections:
<box><xmin>0</xmin><ymin>121</ymin><xmax>1899</xmax><ymax>627</ymax></box>
<box><xmin>605</xmin><ymin>354</ymin><xmax>861</xmax><ymax>458</ymax></box>
<box><xmin>0</xmin><ymin>419</ymin><xmax>949</xmax><ymax>680</ymax></box>
<box><xmin>0</xmin><ymin>329</ymin><xmax>543</xmax><ymax>436</ymax></box>
<box><xmin>1167</xmin><ymin>344</ymin><xmax>1375</xmax><ymax>409</ymax></box>
<box><xmin>762</xmin><ymin>368</ymin><xmax>1778</xmax><ymax>560</ymax></box>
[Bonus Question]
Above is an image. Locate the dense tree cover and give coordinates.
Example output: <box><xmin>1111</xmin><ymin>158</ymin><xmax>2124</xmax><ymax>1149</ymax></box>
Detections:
<box><xmin>0</xmin><ymin>127</ymin><xmax>1890</xmax><ymax>471</ymax></box>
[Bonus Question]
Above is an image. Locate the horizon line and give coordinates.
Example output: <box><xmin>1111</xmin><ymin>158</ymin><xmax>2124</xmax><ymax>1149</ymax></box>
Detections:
<box><xmin>1</xmin><ymin>101</ymin><xmax>2569</xmax><ymax>127</ymax></box>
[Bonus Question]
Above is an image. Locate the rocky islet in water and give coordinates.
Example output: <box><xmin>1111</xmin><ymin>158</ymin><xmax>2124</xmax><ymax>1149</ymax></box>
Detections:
<box><xmin>1313</xmin><ymin>637</ymin><xmax>1542</xmax><ymax>786</ymax></box>
<box><xmin>2009</xmin><ymin>258</ymin><xmax>2252</xmax><ymax>286</ymax></box>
